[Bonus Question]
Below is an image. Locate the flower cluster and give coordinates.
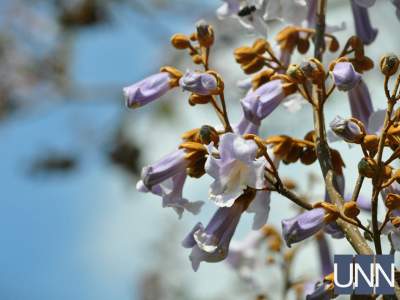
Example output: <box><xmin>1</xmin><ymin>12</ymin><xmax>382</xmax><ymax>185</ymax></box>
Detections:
<box><xmin>124</xmin><ymin>1</ymin><xmax>400</xmax><ymax>298</ymax></box>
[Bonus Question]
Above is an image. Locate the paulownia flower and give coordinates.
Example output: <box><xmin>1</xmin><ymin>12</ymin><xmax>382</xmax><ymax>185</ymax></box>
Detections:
<box><xmin>282</xmin><ymin>208</ymin><xmax>326</xmax><ymax>247</ymax></box>
<box><xmin>234</xmin><ymin>115</ymin><xmax>260</xmax><ymax>135</ymax></box>
<box><xmin>124</xmin><ymin>71</ymin><xmax>178</xmax><ymax>108</ymax></box>
<box><xmin>241</xmin><ymin>79</ymin><xmax>287</xmax><ymax>125</ymax></box>
<box><xmin>137</xmin><ymin>149</ymin><xmax>204</xmax><ymax>218</ymax></box>
<box><xmin>348</xmin><ymin>79</ymin><xmax>373</xmax><ymax>126</ymax></box>
<box><xmin>350</xmin><ymin>0</ymin><xmax>378</xmax><ymax>45</ymax></box>
<box><xmin>329</xmin><ymin>115</ymin><xmax>365</xmax><ymax>143</ymax></box>
<box><xmin>216</xmin><ymin>0</ymin><xmax>307</xmax><ymax>36</ymax></box>
<box><xmin>182</xmin><ymin>191</ymin><xmax>254</xmax><ymax>271</ymax></box>
<box><xmin>331</xmin><ymin>62</ymin><xmax>361</xmax><ymax>91</ymax></box>
<box><xmin>205</xmin><ymin>133</ymin><xmax>266</xmax><ymax>208</ymax></box>
<box><xmin>179</xmin><ymin>71</ymin><xmax>218</xmax><ymax>95</ymax></box>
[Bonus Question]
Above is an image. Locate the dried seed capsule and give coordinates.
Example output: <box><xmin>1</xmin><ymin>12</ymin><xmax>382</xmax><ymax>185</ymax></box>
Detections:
<box><xmin>380</xmin><ymin>53</ymin><xmax>400</xmax><ymax>76</ymax></box>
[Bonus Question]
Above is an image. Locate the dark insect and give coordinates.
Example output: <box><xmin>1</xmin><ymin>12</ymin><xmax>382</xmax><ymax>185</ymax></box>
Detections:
<box><xmin>238</xmin><ymin>5</ymin><xmax>257</xmax><ymax>17</ymax></box>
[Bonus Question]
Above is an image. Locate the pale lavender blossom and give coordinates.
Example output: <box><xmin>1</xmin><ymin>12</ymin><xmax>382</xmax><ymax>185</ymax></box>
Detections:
<box><xmin>179</xmin><ymin>71</ymin><xmax>218</xmax><ymax>95</ymax></box>
<box><xmin>331</xmin><ymin>62</ymin><xmax>361</xmax><ymax>91</ymax></box>
<box><xmin>137</xmin><ymin>149</ymin><xmax>204</xmax><ymax>218</ymax></box>
<box><xmin>348</xmin><ymin>79</ymin><xmax>373</xmax><ymax>126</ymax></box>
<box><xmin>137</xmin><ymin>172</ymin><xmax>204</xmax><ymax>218</ymax></box>
<box><xmin>123</xmin><ymin>72</ymin><xmax>172</xmax><ymax>108</ymax></box>
<box><xmin>282</xmin><ymin>208</ymin><xmax>325</xmax><ymax>247</ymax></box>
<box><xmin>234</xmin><ymin>115</ymin><xmax>260</xmax><ymax>135</ymax></box>
<box><xmin>205</xmin><ymin>133</ymin><xmax>266</xmax><ymax>208</ymax></box>
<box><xmin>241</xmin><ymin>79</ymin><xmax>286</xmax><ymax>125</ymax></box>
<box><xmin>216</xmin><ymin>0</ymin><xmax>307</xmax><ymax>36</ymax></box>
<box><xmin>226</xmin><ymin>230</ymin><xmax>265</xmax><ymax>284</ymax></box>
<box><xmin>350</xmin><ymin>0</ymin><xmax>378</xmax><ymax>45</ymax></box>
<box><xmin>217</xmin><ymin>0</ymin><xmax>269</xmax><ymax>36</ymax></box>
<box><xmin>329</xmin><ymin>115</ymin><xmax>364</xmax><ymax>143</ymax></box>
<box><xmin>140</xmin><ymin>149</ymin><xmax>188</xmax><ymax>189</ymax></box>
<box><xmin>247</xmin><ymin>190</ymin><xmax>272</xmax><ymax>229</ymax></box>
<box><xmin>182</xmin><ymin>198</ymin><xmax>249</xmax><ymax>271</ymax></box>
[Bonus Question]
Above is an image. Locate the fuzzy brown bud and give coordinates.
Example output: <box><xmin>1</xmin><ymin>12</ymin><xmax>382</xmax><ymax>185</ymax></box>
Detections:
<box><xmin>188</xmin><ymin>94</ymin><xmax>211</xmax><ymax>106</ymax></box>
<box><xmin>358</xmin><ymin>157</ymin><xmax>378</xmax><ymax>178</ymax></box>
<box><xmin>171</xmin><ymin>34</ymin><xmax>191</xmax><ymax>49</ymax></box>
<box><xmin>286</xmin><ymin>64</ymin><xmax>306</xmax><ymax>84</ymax></box>
<box><xmin>199</xmin><ymin>125</ymin><xmax>219</xmax><ymax>145</ymax></box>
<box><xmin>380</xmin><ymin>53</ymin><xmax>400</xmax><ymax>76</ymax></box>
<box><xmin>252</xmin><ymin>38</ymin><xmax>270</xmax><ymax>54</ymax></box>
<box><xmin>196</xmin><ymin>20</ymin><xmax>214</xmax><ymax>48</ymax></box>
<box><xmin>343</xmin><ymin>201</ymin><xmax>360</xmax><ymax>219</ymax></box>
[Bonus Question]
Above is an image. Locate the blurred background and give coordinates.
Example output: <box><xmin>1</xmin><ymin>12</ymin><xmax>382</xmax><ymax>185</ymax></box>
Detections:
<box><xmin>0</xmin><ymin>0</ymin><xmax>399</xmax><ymax>299</ymax></box>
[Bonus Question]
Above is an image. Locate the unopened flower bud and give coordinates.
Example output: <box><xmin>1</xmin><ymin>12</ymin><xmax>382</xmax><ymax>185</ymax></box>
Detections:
<box><xmin>363</xmin><ymin>134</ymin><xmax>379</xmax><ymax>155</ymax></box>
<box><xmin>300</xmin><ymin>61</ymin><xmax>315</xmax><ymax>77</ymax></box>
<box><xmin>385</xmin><ymin>193</ymin><xmax>400</xmax><ymax>210</ymax></box>
<box><xmin>358</xmin><ymin>157</ymin><xmax>378</xmax><ymax>178</ymax></box>
<box><xmin>286</xmin><ymin>64</ymin><xmax>306</xmax><ymax>84</ymax></box>
<box><xmin>188</xmin><ymin>94</ymin><xmax>211</xmax><ymax>106</ymax></box>
<box><xmin>199</xmin><ymin>125</ymin><xmax>219</xmax><ymax>145</ymax></box>
<box><xmin>343</xmin><ymin>201</ymin><xmax>360</xmax><ymax>219</ymax></box>
<box><xmin>234</xmin><ymin>47</ymin><xmax>256</xmax><ymax>64</ymax></box>
<box><xmin>192</xmin><ymin>54</ymin><xmax>203</xmax><ymax>64</ymax></box>
<box><xmin>329</xmin><ymin>116</ymin><xmax>365</xmax><ymax>143</ymax></box>
<box><xmin>300</xmin><ymin>147</ymin><xmax>317</xmax><ymax>165</ymax></box>
<box><xmin>242</xmin><ymin>57</ymin><xmax>265</xmax><ymax>74</ymax></box>
<box><xmin>380</xmin><ymin>53</ymin><xmax>400</xmax><ymax>76</ymax></box>
<box><xmin>171</xmin><ymin>34</ymin><xmax>191</xmax><ymax>49</ymax></box>
<box><xmin>179</xmin><ymin>71</ymin><xmax>218</xmax><ymax>95</ymax></box>
<box><xmin>297</xmin><ymin>38</ymin><xmax>310</xmax><ymax>54</ymax></box>
<box><xmin>331</xmin><ymin>62</ymin><xmax>361</xmax><ymax>91</ymax></box>
<box><xmin>196</xmin><ymin>20</ymin><xmax>214</xmax><ymax>48</ymax></box>
<box><xmin>252</xmin><ymin>38</ymin><xmax>270</xmax><ymax>54</ymax></box>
